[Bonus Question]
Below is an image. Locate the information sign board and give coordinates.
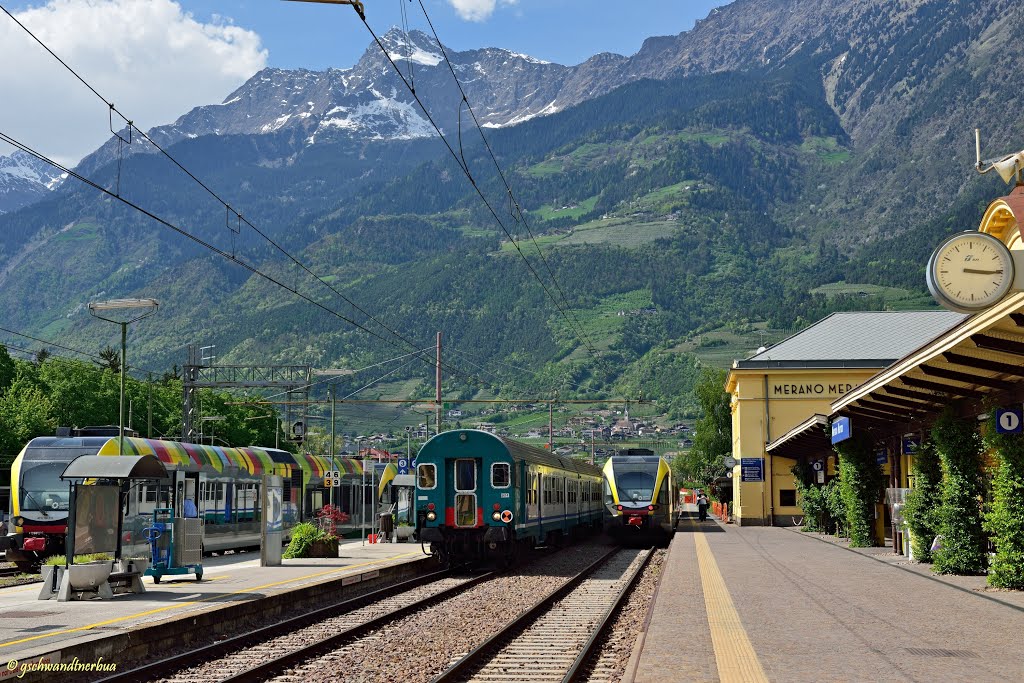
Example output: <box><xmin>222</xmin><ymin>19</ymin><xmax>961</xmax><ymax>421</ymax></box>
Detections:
<box><xmin>831</xmin><ymin>417</ymin><xmax>851</xmax><ymax>444</ymax></box>
<box><xmin>740</xmin><ymin>458</ymin><xmax>764</xmax><ymax>482</ymax></box>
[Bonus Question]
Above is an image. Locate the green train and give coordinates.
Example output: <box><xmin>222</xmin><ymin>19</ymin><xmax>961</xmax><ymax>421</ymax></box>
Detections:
<box><xmin>415</xmin><ymin>429</ymin><xmax>604</xmax><ymax>565</ymax></box>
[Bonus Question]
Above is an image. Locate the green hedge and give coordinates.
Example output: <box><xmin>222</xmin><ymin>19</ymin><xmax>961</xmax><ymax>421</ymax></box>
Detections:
<box><xmin>834</xmin><ymin>433</ymin><xmax>884</xmax><ymax>547</ymax></box>
<box><xmin>982</xmin><ymin>414</ymin><xmax>1024</xmax><ymax>588</ymax></box>
<box><xmin>902</xmin><ymin>440</ymin><xmax>942</xmax><ymax>563</ymax></box>
<box><xmin>931</xmin><ymin>410</ymin><xmax>986</xmax><ymax>576</ymax></box>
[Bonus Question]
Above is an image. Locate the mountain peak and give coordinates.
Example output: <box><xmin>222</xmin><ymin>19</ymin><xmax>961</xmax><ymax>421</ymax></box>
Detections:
<box><xmin>377</xmin><ymin>27</ymin><xmax>445</xmax><ymax>66</ymax></box>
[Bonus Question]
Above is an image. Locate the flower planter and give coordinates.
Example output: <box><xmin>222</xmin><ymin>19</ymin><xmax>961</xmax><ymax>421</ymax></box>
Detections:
<box><xmin>310</xmin><ymin>539</ymin><xmax>339</xmax><ymax>557</ymax></box>
<box><xmin>67</xmin><ymin>562</ymin><xmax>112</xmax><ymax>590</ymax></box>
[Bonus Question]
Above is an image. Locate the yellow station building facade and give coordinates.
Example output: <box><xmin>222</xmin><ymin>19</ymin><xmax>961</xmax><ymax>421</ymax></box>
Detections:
<box><xmin>725</xmin><ymin>311</ymin><xmax>965</xmax><ymax>526</ymax></box>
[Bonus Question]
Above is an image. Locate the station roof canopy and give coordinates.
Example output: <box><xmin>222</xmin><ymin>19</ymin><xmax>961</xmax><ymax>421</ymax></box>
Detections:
<box><xmin>832</xmin><ymin>292</ymin><xmax>1024</xmax><ymax>437</ymax></box>
<box><xmin>733</xmin><ymin>311</ymin><xmax>966</xmax><ymax>370</ymax></box>
<box><xmin>61</xmin><ymin>454</ymin><xmax>169</xmax><ymax>480</ymax></box>
<box><xmin>765</xmin><ymin>414</ymin><xmax>830</xmax><ymax>460</ymax></box>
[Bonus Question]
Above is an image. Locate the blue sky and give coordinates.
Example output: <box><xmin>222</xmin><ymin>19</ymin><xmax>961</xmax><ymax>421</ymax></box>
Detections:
<box><xmin>180</xmin><ymin>0</ymin><xmax>729</xmax><ymax>69</ymax></box>
<box><xmin>0</xmin><ymin>1</ymin><xmax>728</xmax><ymax>164</ymax></box>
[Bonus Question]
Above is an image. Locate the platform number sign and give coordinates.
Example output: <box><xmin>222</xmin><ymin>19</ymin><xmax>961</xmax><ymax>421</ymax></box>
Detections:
<box><xmin>397</xmin><ymin>458</ymin><xmax>410</xmax><ymax>475</ymax></box>
<box><xmin>996</xmin><ymin>407</ymin><xmax>1023</xmax><ymax>434</ymax></box>
<box><xmin>323</xmin><ymin>470</ymin><xmax>341</xmax><ymax>486</ymax></box>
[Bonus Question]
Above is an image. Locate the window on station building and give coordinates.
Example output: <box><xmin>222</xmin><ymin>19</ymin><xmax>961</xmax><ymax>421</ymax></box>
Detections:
<box><xmin>779</xmin><ymin>489</ymin><xmax>797</xmax><ymax>507</ymax></box>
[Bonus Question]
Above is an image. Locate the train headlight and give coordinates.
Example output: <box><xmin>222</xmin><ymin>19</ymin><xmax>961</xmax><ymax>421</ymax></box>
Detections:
<box><xmin>491</xmin><ymin>511</ymin><xmax>501</xmax><ymax>521</ymax></box>
<box><xmin>13</xmin><ymin>516</ymin><xmax>24</xmax><ymax>527</ymax></box>
<box><xmin>426</xmin><ymin>511</ymin><xmax>437</xmax><ymax>522</ymax></box>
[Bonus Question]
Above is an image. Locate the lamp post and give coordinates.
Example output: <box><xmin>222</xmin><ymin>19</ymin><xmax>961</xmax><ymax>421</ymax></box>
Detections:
<box><xmin>88</xmin><ymin>298</ymin><xmax>158</xmax><ymax>455</ymax></box>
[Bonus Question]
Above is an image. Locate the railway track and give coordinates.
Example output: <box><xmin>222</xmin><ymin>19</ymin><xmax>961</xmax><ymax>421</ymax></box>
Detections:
<box><xmin>0</xmin><ymin>565</ymin><xmax>28</xmax><ymax>578</ymax></box>
<box><xmin>433</xmin><ymin>547</ymin><xmax>653</xmax><ymax>683</ymax></box>
<box><xmin>96</xmin><ymin>569</ymin><xmax>491</xmax><ymax>683</ymax></box>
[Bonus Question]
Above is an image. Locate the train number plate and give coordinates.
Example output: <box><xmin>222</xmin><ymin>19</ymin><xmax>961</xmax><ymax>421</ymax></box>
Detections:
<box><xmin>418</xmin><ymin>496</ymin><xmax>428</xmax><ymax>501</ymax></box>
<box><xmin>500</xmin><ymin>492</ymin><xmax>510</xmax><ymax>498</ymax></box>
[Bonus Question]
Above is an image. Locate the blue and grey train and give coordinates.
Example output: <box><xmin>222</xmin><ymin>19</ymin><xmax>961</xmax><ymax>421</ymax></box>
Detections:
<box><xmin>415</xmin><ymin>430</ymin><xmax>604</xmax><ymax>565</ymax></box>
<box><xmin>602</xmin><ymin>450</ymin><xmax>675</xmax><ymax>545</ymax></box>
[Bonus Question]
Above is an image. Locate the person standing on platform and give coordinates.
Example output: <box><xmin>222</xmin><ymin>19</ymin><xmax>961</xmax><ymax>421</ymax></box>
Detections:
<box><xmin>697</xmin><ymin>491</ymin><xmax>709</xmax><ymax>521</ymax></box>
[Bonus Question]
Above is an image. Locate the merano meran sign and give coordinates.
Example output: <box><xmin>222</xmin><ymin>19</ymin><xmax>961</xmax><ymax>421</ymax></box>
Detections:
<box><xmin>771</xmin><ymin>383</ymin><xmax>859</xmax><ymax>397</ymax></box>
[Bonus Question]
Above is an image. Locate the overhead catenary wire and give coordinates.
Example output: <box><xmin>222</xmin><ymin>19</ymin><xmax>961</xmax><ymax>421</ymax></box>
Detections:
<box><xmin>412</xmin><ymin>0</ymin><xmax>599</xmax><ymax>357</ymax></box>
<box><xmin>347</xmin><ymin>11</ymin><xmax>600</xmax><ymax>358</ymax></box>
<box><xmin>0</xmin><ymin>325</ymin><xmax>103</xmax><ymax>362</ymax></box>
<box><xmin>0</xmin><ymin>3</ymin><xmax>489</xmax><ymax>391</ymax></box>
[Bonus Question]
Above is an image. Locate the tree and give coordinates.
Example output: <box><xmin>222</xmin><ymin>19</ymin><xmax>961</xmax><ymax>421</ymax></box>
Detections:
<box><xmin>677</xmin><ymin>367</ymin><xmax>730</xmax><ymax>487</ymax></box>
<box><xmin>0</xmin><ymin>346</ymin><xmax>15</xmax><ymax>394</ymax></box>
<box><xmin>34</xmin><ymin>348</ymin><xmax>50</xmax><ymax>365</ymax></box>
<box><xmin>0</xmin><ymin>376</ymin><xmax>55</xmax><ymax>453</ymax></box>
<box><xmin>97</xmin><ymin>346</ymin><xmax>121</xmax><ymax>373</ymax></box>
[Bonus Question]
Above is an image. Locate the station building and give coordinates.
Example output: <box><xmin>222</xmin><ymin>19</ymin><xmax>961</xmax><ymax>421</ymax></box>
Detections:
<box><xmin>761</xmin><ymin>186</ymin><xmax>1024</xmax><ymax>551</ymax></box>
<box><xmin>725</xmin><ymin>310</ymin><xmax>965</xmax><ymax>526</ymax></box>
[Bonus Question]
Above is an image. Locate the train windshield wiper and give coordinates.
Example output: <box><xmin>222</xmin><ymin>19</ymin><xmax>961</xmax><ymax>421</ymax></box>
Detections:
<box><xmin>23</xmin><ymin>491</ymin><xmax>50</xmax><ymax>517</ymax></box>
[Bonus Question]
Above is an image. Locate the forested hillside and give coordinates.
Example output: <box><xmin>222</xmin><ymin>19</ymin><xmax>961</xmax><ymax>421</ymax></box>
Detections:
<box><xmin>1</xmin><ymin>0</ymin><xmax>1021</xmax><ymax>425</ymax></box>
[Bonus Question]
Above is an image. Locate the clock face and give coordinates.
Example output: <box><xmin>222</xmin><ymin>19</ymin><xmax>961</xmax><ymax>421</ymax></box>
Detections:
<box><xmin>927</xmin><ymin>232</ymin><xmax>1015</xmax><ymax>313</ymax></box>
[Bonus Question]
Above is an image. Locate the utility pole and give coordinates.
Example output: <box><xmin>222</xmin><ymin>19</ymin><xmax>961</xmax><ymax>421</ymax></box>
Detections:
<box><xmin>330</xmin><ymin>384</ymin><xmax>336</xmax><ymax>510</ymax></box>
<box><xmin>147</xmin><ymin>372</ymin><xmax>153</xmax><ymax>439</ymax></box>
<box><xmin>435</xmin><ymin>331</ymin><xmax>442</xmax><ymax>435</ymax></box>
<box><xmin>548</xmin><ymin>400</ymin><xmax>553</xmax><ymax>451</ymax></box>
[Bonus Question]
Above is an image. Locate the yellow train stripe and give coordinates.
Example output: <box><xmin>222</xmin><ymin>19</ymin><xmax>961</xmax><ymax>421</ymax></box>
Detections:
<box><xmin>694</xmin><ymin>532</ymin><xmax>769</xmax><ymax>683</ymax></box>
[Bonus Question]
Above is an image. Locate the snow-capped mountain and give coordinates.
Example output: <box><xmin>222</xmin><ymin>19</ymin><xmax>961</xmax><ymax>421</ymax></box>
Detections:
<box><xmin>0</xmin><ymin>26</ymin><xmax>689</xmax><ymax>206</ymax></box>
<box><xmin>70</xmin><ymin>29</ymin><xmax>581</xmax><ymax>175</ymax></box>
<box><xmin>0</xmin><ymin>150</ymin><xmax>67</xmax><ymax>214</ymax></box>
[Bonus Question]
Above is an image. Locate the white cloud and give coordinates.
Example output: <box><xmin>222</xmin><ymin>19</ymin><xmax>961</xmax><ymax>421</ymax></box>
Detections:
<box><xmin>0</xmin><ymin>0</ymin><xmax>267</xmax><ymax>166</ymax></box>
<box><xmin>447</xmin><ymin>0</ymin><xmax>517</xmax><ymax>22</ymax></box>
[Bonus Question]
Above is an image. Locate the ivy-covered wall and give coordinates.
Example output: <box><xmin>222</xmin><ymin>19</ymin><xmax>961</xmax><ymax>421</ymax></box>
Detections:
<box><xmin>902</xmin><ymin>440</ymin><xmax>941</xmax><ymax>562</ymax></box>
<box><xmin>982</xmin><ymin>414</ymin><xmax>1024</xmax><ymax>589</ymax></box>
<box><xmin>931</xmin><ymin>410</ymin><xmax>986</xmax><ymax>576</ymax></box>
<box><xmin>833</xmin><ymin>433</ymin><xmax>884</xmax><ymax>547</ymax></box>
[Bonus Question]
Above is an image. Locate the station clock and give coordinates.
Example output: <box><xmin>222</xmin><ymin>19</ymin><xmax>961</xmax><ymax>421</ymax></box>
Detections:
<box><xmin>926</xmin><ymin>231</ymin><xmax>1015</xmax><ymax>313</ymax></box>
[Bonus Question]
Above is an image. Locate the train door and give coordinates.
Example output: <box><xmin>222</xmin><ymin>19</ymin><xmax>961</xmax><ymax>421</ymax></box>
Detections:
<box><xmin>452</xmin><ymin>458</ymin><xmax>478</xmax><ymax>527</ymax></box>
<box><xmin>197</xmin><ymin>473</ymin><xmax>208</xmax><ymax>521</ymax></box>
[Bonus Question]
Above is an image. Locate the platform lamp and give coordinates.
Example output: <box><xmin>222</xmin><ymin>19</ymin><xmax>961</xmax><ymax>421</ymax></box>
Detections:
<box><xmin>88</xmin><ymin>298</ymin><xmax>158</xmax><ymax>456</ymax></box>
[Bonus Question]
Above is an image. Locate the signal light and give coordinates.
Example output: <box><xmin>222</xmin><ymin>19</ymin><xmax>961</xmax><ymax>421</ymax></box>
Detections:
<box><xmin>615</xmin><ymin>505</ymin><xmax>623</xmax><ymax>511</ymax></box>
<box><xmin>493</xmin><ymin>503</ymin><xmax>501</xmax><ymax>511</ymax></box>
<box><xmin>427</xmin><ymin>502</ymin><xmax>435</xmax><ymax>511</ymax></box>
<box><xmin>648</xmin><ymin>505</ymin><xmax>655</xmax><ymax>511</ymax></box>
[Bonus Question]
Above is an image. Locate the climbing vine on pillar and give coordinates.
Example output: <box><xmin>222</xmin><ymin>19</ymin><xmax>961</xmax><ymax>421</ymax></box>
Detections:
<box><xmin>902</xmin><ymin>440</ymin><xmax>941</xmax><ymax>562</ymax></box>
<box><xmin>982</xmin><ymin>414</ymin><xmax>1024</xmax><ymax>588</ymax></box>
<box><xmin>931</xmin><ymin>409</ymin><xmax>986</xmax><ymax>576</ymax></box>
<box><xmin>833</xmin><ymin>433</ymin><xmax>884</xmax><ymax>547</ymax></box>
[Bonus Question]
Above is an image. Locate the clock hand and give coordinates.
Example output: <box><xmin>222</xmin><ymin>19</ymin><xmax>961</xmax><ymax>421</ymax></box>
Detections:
<box><xmin>962</xmin><ymin>268</ymin><xmax>1003</xmax><ymax>274</ymax></box>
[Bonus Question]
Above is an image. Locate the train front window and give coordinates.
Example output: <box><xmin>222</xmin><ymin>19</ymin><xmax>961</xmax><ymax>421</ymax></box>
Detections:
<box><xmin>455</xmin><ymin>494</ymin><xmax>476</xmax><ymax>526</ymax></box>
<box><xmin>455</xmin><ymin>459</ymin><xmax>475</xmax><ymax>491</ymax></box>
<box><xmin>20</xmin><ymin>461</ymin><xmax>69</xmax><ymax>512</ymax></box>
<box><xmin>417</xmin><ymin>464</ymin><xmax>436</xmax><ymax>489</ymax></box>
<box><xmin>612</xmin><ymin>462</ymin><xmax>656</xmax><ymax>503</ymax></box>
<box><xmin>491</xmin><ymin>463</ymin><xmax>510</xmax><ymax>488</ymax></box>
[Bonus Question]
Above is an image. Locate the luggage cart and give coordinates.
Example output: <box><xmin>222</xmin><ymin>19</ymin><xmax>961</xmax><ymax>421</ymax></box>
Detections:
<box><xmin>143</xmin><ymin>507</ymin><xmax>203</xmax><ymax>583</ymax></box>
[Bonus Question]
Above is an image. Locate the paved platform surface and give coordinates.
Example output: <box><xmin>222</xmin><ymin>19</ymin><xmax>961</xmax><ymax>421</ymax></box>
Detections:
<box><xmin>0</xmin><ymin>539</ymin><xmax>425</xmax><ymax>672</ymax></box>
<box><xmin>628</xmin><ymin>508</ymin><xmax>1024</xmax><ymax>682</ymax></box>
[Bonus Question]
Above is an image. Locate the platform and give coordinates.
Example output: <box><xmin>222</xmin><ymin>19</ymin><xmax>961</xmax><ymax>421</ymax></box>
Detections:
<box><xmin>626</xmin><ymin>508</ymin><xmax>1024</xmax><ymax>682</ymax></box>
<box><xmin>0</xmin><ymin>540</ymin><xmax>429</xmax><ymax>681</ymax></box>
